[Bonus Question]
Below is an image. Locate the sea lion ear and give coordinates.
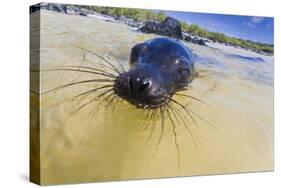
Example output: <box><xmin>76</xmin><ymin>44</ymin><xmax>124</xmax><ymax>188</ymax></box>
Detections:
<box><xmin>130</xmin><ymin>43</ymin><xmax>148</xmax><ymax>66</ymax></box>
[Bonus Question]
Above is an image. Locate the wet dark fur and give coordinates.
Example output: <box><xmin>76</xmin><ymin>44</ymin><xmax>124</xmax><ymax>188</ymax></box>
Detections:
<box><xmin>114</xmin><ymin>38</ymin><xmax>194</xmax><ymax>109</ymax></box>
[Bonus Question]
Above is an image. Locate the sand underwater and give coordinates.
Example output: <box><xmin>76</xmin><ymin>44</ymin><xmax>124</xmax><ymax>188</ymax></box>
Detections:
<box><xmin>30</xmin><ymin>10</ymin><xmax>273</xmax><ymax>185</ymax></box>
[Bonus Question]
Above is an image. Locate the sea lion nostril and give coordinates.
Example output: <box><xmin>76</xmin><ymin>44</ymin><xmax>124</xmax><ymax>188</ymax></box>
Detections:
<box><xmin>138</xmin><ymin>81</ymin><xmax>151</xmax><ymax>93</ymax></box>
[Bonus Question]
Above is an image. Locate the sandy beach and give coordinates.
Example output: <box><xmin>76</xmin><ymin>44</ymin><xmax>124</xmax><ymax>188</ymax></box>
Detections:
<box><xmin>30</xmin><ymin>10</ymin><xmax>273</xmax><ymax>185</ymax></box>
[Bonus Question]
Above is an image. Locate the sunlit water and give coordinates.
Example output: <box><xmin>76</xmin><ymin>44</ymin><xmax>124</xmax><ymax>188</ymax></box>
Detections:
<box><xmin>30</xmin><ymin>10</ymin><xmax>273</xmax><ymax>185</ymax></box>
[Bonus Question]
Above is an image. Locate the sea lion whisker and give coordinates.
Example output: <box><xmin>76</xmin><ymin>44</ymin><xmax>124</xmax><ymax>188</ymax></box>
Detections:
<box><xmin>76</xmin><ymin>92</ymin><xmax>114</xmax><ymax>137</ymax></box>
<box><xmin>143</xmin><ymin>109</ymin><xmax>153</xmax><ymax>130</ymax></box>
<box><xmin>174</xmin><ymin>93</ymin><xmax>210</xmax><ymax>107</ymax></box>
<box><xmin>72</xmin><ymin>45</ymin><xmax>121</xmax><ymax>74</ymax></box>
<box><xmin>95</xmin><ymin>62</ymin><xmax>122</xmax><ymax>75</ymax></box>
<box><xmin>71</xmin><ymin>88</ymin><xmax>114</xmax><ymax>116</ymax></box>
<box><xmin>42</xmin><ymin>79</ymin><xmax>114</xmax><ymax>95</ymax></box>
<box><xmin>168</xmin><ymin>101</ymin><xmax>191</xmax><ymax>127</ymax></box>
<box><xmin>103</xmin><ymin>94</ymin><xmax>118</xmax><ymax>121</ymax></box>
<box><xmin>167</xmin><ymin>96</ymin><xmax>226</xmax><ymax>138</ymax></box>
<box><xmin>155</xmin><ymin>107</ymin><xmax>165</xmax><ymax>152</ymax></box>
<box><xmin>182</xmin><ymin>105</ymin><xmax>227</xmax><ymax>138</ymax></box>
<box><xmin>49</xmin><ymin>65</ymin><xmax>118</xmax><ymax>77</ymax></box>
<box><xmin>135</xmin><ymin>109</ymin><xmax>150</xmax><ymax>132</ymax></box>
<box><xmin>168</xmin><ymin>102</ymin><xmax>200</xmax><ymax>150</ymax></box>
<box><xmin>74</xmin><ymin>85</ymin><xmax>113</xmax><ymax>99</ymax></box>
<box><xmin>111</xmin><ymin>96</ymin><xmax>120</xmax><ymax>113</ymax></box>
<box><xmin>138</xmin><ymin>110</ymin><xmax>156</xmax><ymax>154</ymax></box>
<box><xmin>136</xmin><ymin>112</ymin><xmax>154</xmax><ymax>168</ymax></box>
<box><xmin>145</xmin><ymin>108</ymin><xmax>165</xmax><ymax>167</ymax></box>
<box><xmin>170</xmin><ymin>97</ymin><xmax>211</xmax><ymax>126</ymax></box>
<box><xmin>177</xmin><ymin>101</ymin><xmax>228</xmax><ymax>138</ymax></box>
<box><xmin>104</xmin><ymin>94</ymin><xmax>117</xmax><ymax>109</ymax></box>
<box><xmin>75</xmin><ymin>85</ymin><xmax>114</xmax><ymax>105</ymax></box>
<box><xmin>143</xmin><ymin>110</ymin><xmax>159</xmax><ymax>170</ymax></box>
<box><xmin>164</xmin><ymin>104</ymin><xmax>181</xmax><ymax>172</ymax></box>
<box><xmin>89</xmin><ymin>92</ymin><xmax>115</xmax><ymax>121</ymax></box>
<box><xmin>163</xmin><ymin>95</ymin><xmax>198</xmax><ymax>128</ymax></box>
<box><xmin>108</xmin><ymin>55</ymin><xmax>126</xmax><ymax>73</ymax></box>
<box><xmin>116</xmin><ymin>59</ymin><xmax>126</xmax><ymax>73</ymax></box>
<box><xmin>31</xmin><ymin>68</ymin><xmax>117</xmax><ymax>79</ymax></box>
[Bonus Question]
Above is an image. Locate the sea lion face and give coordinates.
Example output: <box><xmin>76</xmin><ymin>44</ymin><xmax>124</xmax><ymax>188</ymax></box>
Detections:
<box><xmin>114</xmin><ymin>64</ymin><xmax>167</xmax><ymax>108</ymax></box>
<box><xmin>114</xmin><ymin>38</ymin><xmax>194</xmax><ymax>108</ymax></box>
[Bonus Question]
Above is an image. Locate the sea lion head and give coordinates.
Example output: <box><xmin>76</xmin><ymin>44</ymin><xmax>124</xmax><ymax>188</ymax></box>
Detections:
<box><xmin>114</xmin><ymin>38</ymin><xmax>193</xmax><ymax>108</ymax></box>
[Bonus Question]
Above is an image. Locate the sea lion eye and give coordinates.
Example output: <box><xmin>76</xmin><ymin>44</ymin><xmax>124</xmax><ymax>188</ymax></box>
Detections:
<box><xmin>174</xmin><ymin>56</ymin><xmax>187</xmax><ymax>65</ymax></box>
<box><xmin>178</xmin><ymin>68</ymin><xmax>190</xmax><ymax>78</ymax></box>
<box><xmin>175</xmin><ymin>58</ymin><xmax>181</xmax><ymax>64</ymax></box>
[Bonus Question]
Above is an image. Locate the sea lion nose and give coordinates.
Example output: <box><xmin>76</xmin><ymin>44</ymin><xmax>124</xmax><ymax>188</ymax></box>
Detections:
<box><xmin>137</xmin><ymin>79</ymin><xmax>152</xmax><ymax>93</ymax></box>
<box><xmin>128</xmin><ymin>76</ymin><xmax>152</xmax><ymax>96</ymax></box>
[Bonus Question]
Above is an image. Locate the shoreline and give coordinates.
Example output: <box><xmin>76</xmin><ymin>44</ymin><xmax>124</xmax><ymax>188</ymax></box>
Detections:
<box><xmin>30</xmin><ymin>3</ymin><xmax>273</xmax><ymax>56</ymax></box>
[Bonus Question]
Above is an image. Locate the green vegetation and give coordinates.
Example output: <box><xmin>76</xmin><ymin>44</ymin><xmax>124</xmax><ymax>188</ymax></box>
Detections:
<box><xmin>180</xmin><ymin>22</ymin><xmax>273</xmax><ymax>54</ymax></box>
<box><xmin>74</xmin><ymin>5</ymin><xmax>273</xmax><ymax>54</ymax></box>
<box><xmin>77</xmin><ymin>5</ymin><xmax>166</xmax><ymax>22</ymax></box>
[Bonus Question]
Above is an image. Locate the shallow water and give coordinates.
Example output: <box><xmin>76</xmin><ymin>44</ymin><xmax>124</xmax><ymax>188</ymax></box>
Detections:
<box><xmin>31</xmin><ymin>10</ymin><xmax>273</xmax><ymax>184</ymax></box>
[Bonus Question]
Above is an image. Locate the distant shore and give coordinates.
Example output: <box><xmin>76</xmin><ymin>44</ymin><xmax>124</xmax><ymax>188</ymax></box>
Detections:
<box><xmin>30</xmin><ymin>3</ymin><xmax>273</xmax><ymax>56</ymax></box>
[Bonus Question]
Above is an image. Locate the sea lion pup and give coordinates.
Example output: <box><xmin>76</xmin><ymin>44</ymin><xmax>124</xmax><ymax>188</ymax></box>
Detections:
<box><xmin>114</xmin><ymin>37</ymin><xmax>194</xmax><ymax>109</ymax></box>
<box><xmin>34</xmin><ymin>37</ymin><xmax>197</xmax><ymax>112</ymax></box>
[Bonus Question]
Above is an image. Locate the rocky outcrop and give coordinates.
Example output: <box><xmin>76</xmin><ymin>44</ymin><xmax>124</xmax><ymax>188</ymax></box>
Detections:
<box><xmin>182</xmin><ymin>32</ymin><xmax>207</xmax><ymax>46</ymax></box>
<box><xmin>140</xmin><ymin>17</ymin><xmax>182</xmax><ymax>39</ymax></box>
<box><xmin>116</xmin><ymin>16</ymin><xmax>144</xmax><ymax>28</ymax></box>
<box><xmin>30</xmin><ymin>3</ymin><xmax>208</xmax><ymax>46</ymax></box>
<box><xmin>47</xmin><ymin>3</ymin><xmax>67</xmax><ymax>13</ymax></box>
<box><xmin>65</xmin><ymin>6</ymin><xmax>82</xmax><ymax>15</ymax></box>
<box><xmin>31</xmin><ymin>3</ymin><xmax>67</xmax><ymax>14</ymax></box>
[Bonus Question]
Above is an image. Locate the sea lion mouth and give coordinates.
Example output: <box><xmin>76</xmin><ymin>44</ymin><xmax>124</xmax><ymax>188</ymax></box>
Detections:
<box><xmin>114</xmin><ymin>77</ymin><xmax>169</xmax><ymax>109</ymax></box>
<box><xmin>134</xmin><ymin>94</ymin><xmax>171</xmax><ymax>109</ymax></box>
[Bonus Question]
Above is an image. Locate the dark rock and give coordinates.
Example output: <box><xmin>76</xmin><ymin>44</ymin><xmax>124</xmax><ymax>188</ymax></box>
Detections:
<box><xmin>182</xmin><ymin>33</ymin><xmax>192</xmax><ymax>42</ymax></box>
<box><xmin>140</xmin><ymin>17</ymin><xmax>182</xmax><ymax>39</ymax></box>
<box><xmin>46</xmin><ymin>3</ymin><xmax>67</xmax><ymax>13</ymax></box>
<box><xmin>162</xmin><ymin>17</ymin><xmax>182</xmax><ymax>38</ymax></box>
<box><xmin>31</xmin><ymin>3</ymin><xmax>67</xmax><ymax>14</ymax></box>
<box><xmin>182</xmin><ymin>32</ymin><xmax>206</xmax><ymax>46</ymax></box>
<box><xmin>79</xmin><ymin>12</ymin><xmax>87</xmax><ymax>16</ymax></box>
<box><xmin>197</xmin><ymin>39</ymin><xmax>206</xmax><ymax>46</ymax></box>
<box><xmin>140</xmin><ymin>21</ymin><xmax>160</xmax><ymax>33</ymax></box>
<box><xmin>66</xmin><ymin>6</ymin><xmax>81</xmax><ymax>15</ymax></box>
<box><xmin>115</xmin><ymin>16</ymin><xmax>143</xmax><ymax>28</ymax></box>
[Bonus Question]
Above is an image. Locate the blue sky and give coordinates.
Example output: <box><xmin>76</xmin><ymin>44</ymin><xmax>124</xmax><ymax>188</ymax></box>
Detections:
<box><xmin>163</xmin><ymin>11</ymin><xmax>274</xmax><ymax>44</ymax></box>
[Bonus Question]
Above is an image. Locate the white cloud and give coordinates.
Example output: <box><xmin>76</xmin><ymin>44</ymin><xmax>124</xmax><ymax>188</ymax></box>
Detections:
<box><xmin>250</xmin><ymin>16</ymin><xmax>264</xmax><ymax>24</ymax></box>
<box><xmin>245</xmin><ymin>16</ymin><xmax>264</xmax><ymax>28</ymax></box>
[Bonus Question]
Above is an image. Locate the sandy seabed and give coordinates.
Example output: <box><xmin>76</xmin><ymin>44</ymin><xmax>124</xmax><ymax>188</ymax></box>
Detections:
<box><xmin>30</xmin><ymin>10</ymin><xmax>273</xmax><ymax>185</ymax></box>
